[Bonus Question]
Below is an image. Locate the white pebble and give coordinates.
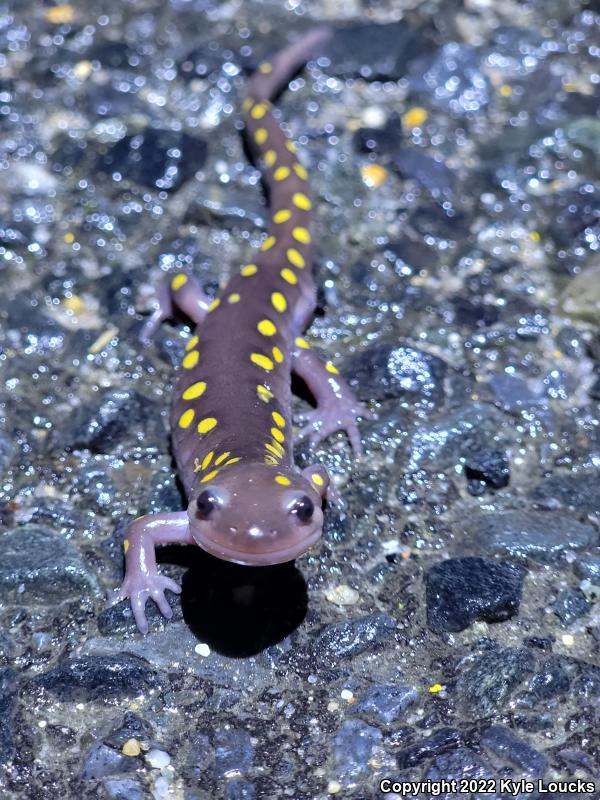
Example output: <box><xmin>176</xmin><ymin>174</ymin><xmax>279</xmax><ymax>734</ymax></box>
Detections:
<box><xmin>145</xmin><ymin>749</ymin><xmax>171</xmax><ymax>769</ymax></box>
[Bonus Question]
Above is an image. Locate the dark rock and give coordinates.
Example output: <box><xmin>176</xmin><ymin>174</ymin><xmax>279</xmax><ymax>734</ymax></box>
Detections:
<box><xmin>345</xmin><ymin>343</ymin><xmax>447</xmax><ymax>404</ymax></box>
<box><xmin>214</xmin><ymin>728</ymin><xmax>253</xmax><ymax>779</ymax></box>
<box><xmin>81</xmin><ymin>743</ymin><xmax>136</xmax><ymax>780</ymax></box>
<box><xmin>225</xmin><ymin>779</ymin><xmax>256</xmax><ymax>800</ymax></box>
<box><xmin>393</xmin><ymin>149</ymin><xmax>455</xmax><ymax>199</ymax></box>
<box><xmin>61</xmin><ymin>389</ymin><xmax>165</xmax><ymax>454</ymax></box>
<box><xmin>464</xmin><ymin>448</ymin><xmax>510</xmax><ymax>491</ymax></box>
<box><xmin>481</xmin><ymin>725</ymin><xmax>548</xmax><ymax>776</ymax></box>
<box><xmin>529</xmin><ymin>657</ymin><xmax>573</xmax><ymax>700</ymax></box>
<box><xmin>456</xmin><ymin>647</ymin><xmax>534</xmax><ymax>717</ymax></box>
<box><xmin>468</xmin><ymin>511</ymin><xmax>597</xmax><ymax>562</ymax></box>
<box><xmin>408</xmin><ymin>43</ymin><xmax>490</xmax><ymax>115</ymax></box>
<box><xmin>314</xmin><ymin>613</ymin><xmax>397</xmax><ymax>667</ymax></box>
<box><xmin>397</xmin><ymin>728</ymin><xmax>462</xmax><ymax>770</ymax></box>
<box><xmin>96</xmin><ymin>129</ymin><xmax>207</xmax><ymax>192</ymax></box>
<box><xmin>30</xmin><ymin>655</ymin><xmax>160</xmax><ymax>701</ymax></box>
<box><xmin>352</xmin><ymin>116</ymin><xmax>401</xmax><ymax>154</ymax></box>
<box><xmin>334</xmin><ymin>719</ymin><xmax>382</xmax><ymax>779</ymax></box>
<box><xmin>0</xmin><ymin>668</ymin><xmax>17</xmax><ymax>763</ymax></box>
<box><xmin>103</xmin><ymin>713</ymin><xmax>155</xmax><ymax>750</ymax></box>
<box><xmin>589</xmin><ymin>376</ymin><xmax>600</xmax><ymax>401</ymax></box>
<box><xmin>425</xmin><ymin>746</ymin><xmax>493</xmax><ymax>786</ymax></box>
<box><xmin>323</xmin><ymin>22</ymin><xmax>429</xmax><ymax>81</ymax></box>
<box><xmin>354</xmin><ymin>684</ymin><xmax>418</xmax><ymax>725</ymax></box>
<box><xmin>531</xmin><ymin>472</ymin><xmax>600</xmax><ymax>514</ymax></box>
<box><xmin>426</xmin><ymin>557</ymin><xmax>525</xmax><ymax>633</ymax></box>
<box><xmin>0</xmin><ymin>524</ymin><xmax>98</xmax><ymax>602</ymax></box>
<box><xmin>102</xmin><ymin>778</ymin><xmax>144</xmax><ymax>800</ymax></box>
<box><xmin>488</xmin><ymin>372</ymin><xmax>545</xmax><ymax>412</ymax></box>
<box><xmin>573</xmin><ymin>555</ymin><xmax>600</xmax><ymax>582</ymax></box>
<box><xmin>552</xmin><ymin>588</ymin><xmax>591</xmax><ymax>625</ymax></box>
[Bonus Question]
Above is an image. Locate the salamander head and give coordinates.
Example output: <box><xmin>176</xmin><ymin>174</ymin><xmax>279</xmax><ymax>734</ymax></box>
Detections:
<box><xmin>187</xmin><ymin>463</ymin><xmax>329</xmax><ymax>566</ymax></box>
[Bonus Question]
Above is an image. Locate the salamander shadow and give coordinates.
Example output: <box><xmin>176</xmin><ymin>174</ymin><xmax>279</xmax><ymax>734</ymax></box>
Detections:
<box><xmin>158</xmin><ymin>544</ymin><xmax>308</xmax><ymax>657</ymax></box>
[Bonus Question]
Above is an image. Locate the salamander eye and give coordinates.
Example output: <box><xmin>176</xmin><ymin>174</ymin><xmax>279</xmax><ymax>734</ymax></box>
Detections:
<box><xmin>291</xmin><ymin>495</ymin><xmax>314</xmax><ymax>523</ymax></box>
<box><xmin>196</xmin><ymin>490</ymin><xmax>221</xmax><ymax>519</ymax></box>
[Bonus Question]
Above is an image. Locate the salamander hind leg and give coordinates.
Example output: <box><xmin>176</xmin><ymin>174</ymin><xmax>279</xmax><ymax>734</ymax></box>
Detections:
<box><xmin>292</xmin><ymin>342</ymin><xmax>373</xmax><ymax>456</ymax></box>
<box><xmin>107</xmin><ymin>512</ymin><xmax>193</xmax><ymax>633</ymax></box>
<box><xmin>139</xmin><ymin>273</ymin><xmax>212</xmax><ymax>346</ymax></box>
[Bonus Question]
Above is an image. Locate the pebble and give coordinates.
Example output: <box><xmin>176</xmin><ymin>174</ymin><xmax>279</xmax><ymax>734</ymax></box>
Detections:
<box><xmin>426</xmin><ymin>557</ymin><xmax>525</xmax><ymax>633</ymax></box>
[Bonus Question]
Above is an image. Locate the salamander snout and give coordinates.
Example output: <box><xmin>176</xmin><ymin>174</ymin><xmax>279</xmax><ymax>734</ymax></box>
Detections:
<box><xmin>187</xmin><ymin>464</ymin><xmax>327</xmax><ymax>566</ymax></box>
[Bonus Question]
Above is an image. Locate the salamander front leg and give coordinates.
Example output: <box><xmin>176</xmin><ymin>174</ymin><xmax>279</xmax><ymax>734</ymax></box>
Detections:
<box><xmin>139</xmin><ymin>273</ymin><xmax>212</xmax><ymax>345</ymax></box>
<box><xmin>107</xmin><ymin>512</ymin><xmax>194</xmax><ymax>634</ymax></box>
<box><xmin>292</xmin><ymin>343</ymin><xmax>373</xmax><ymax>456</ymax></box>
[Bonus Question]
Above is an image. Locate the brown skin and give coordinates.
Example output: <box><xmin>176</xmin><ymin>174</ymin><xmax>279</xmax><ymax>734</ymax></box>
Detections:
<box><xmin>108</xmin><ymin>27</ymin><xmax>371</xmax><ymax>634</ymax></box>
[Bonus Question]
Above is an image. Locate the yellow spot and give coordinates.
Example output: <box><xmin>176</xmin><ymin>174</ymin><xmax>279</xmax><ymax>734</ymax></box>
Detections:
<box><xmin>197</xmin><ymin>417</ymin><xmax>218</xmax><ymax>434</ymax></box>
<box><xmin>499</xmin><ymin>84</ymin><xmax>512</xmax><ymax>97</ymax></box>
<box><xmin>325</xmin><ymin>361</ymin><xmax>339</xmax><ymax>375</ymax></box>
<box><xmin>273</xmin><ymin>209</ymin><xmax>292</xmax><ymax>223</ymax></box>
<box><xmin>272</xmin><ymin>411</ymin><xmax>286</xmax><ymax>428</ymax></box>
<box><xmin>214</xmin><ymin>451</ymin><xmax>231</xmax><ymax>466</ymax></box>
<box><xmin>185</xmin><ymin>335</ymin><xmax>199</xmax><ymax>351</ymax></box>
<box><xmin>271</xmin><ymin>292</ymin><xmax>287</xmax><ymax>313</ymax></box>
<box><xmin>280</xmin><ymin>268</ymin><xmax>297</xmax><ymax>285</ymax></box>
<box><xmin>251</xmin><ymin>353</ymin><xmax>274</xmax><ymax>371</ymax></box>
<box><xmin>428</xmin><ymin>683</ymin><xmax>444</xmax><ymax>694</ymax></box>
<box><xmin>265</xmin><ymin>456</ymin><xmax>278</xmax><ymax>465</ymax></box>
<box><xmin>530</xmin><ymin>230</ymin><xmax>541</xmax><ymax>242</ymax></box>
<box><xmin>311</xmin><ymin>473</ymin><xmax>325</xmax><ymax>487</ymax></box>
<box><xmin>171</xmin><ymin>274</ymin><xmax>188</xmax><ymax>291</ymax></box>
<box><xmin>275</xmin><ymin>475</ymin><xmax>291</xmax><ymax>486</ymax></box>
<box><xmin>271</xmin><ymin>427</ymin><xmax>285</xmax><ymax>443</ymax></box>
<box><xmin>287</xmin><ymin>248</ymin><xmax>305</xmax><ymax>269</ymax></box>
<box><xmin>64</xmin><ymin>231</ymin><xmax>75</xmax><ymax>244</ymax></box>
<box><xmin>293</xmin><ymin>163</ymin><xmax>308</xmax><ymax>180</ymax></box>
<box><xmin>257</xmin><ymin>385</ymin><xmax>274</xmax><ymax>402</ymax></box>
<box><xmin>208</xmin><ymin>298</ymin><xmax>220</xmax><ymax>312</ymax></box>
<box><xmin>292</xmin><ymin>192</ymin><xmax>312</xmax><ymax>211</ymax></box>
<box><xmin>122</xmin><ymin>738</ymin><xmax>141</xmax><ymax>757</ymax></box>
<box><xmin>124</xmin><ymin>539</ymin><xmax>129</xmax><ymax>554</ymax></box>
<box><xmin>251</xmin><ymin>101</ymin><xmax>269</xmax><ymax>120</ymax></box>
<box><xmin>259</xmin><ymin>63</ymin><xmax>273</xmax><ymax>74</ymax></box>
<box><xmin>261</xmin><ymin>235</ymin><xmax>276</xmax><ymax>251</ymax></box>
<box><xmin>46</xmin><ymin>4</ymin><xmax>75</xmax><ymax>24</ymax></box>
<box><xmin>201</xmin><ymin>451</ymin><xmax>214</xmax><ymax>470</ymax></box>
<box><xmin>270</xmin><ymin>440</ymin><xmax>285</xmax><ymax>457</ymax></box>
<box><xmin>257</xmin><ymin>319</ymin><xmax>277</xmax><ymax>336</ymax></box>
<box><xmin>255</xmin><ymin>128</ymin><xmax>268</xmax><ymax>145</ymax></box>
<box><xmin>292</xmin><ymin>227</ymin><xmax>311</xmax><ymax>244</ymax></box>
<box><xmin>241</xmin><ymin>264</ymin><xmax>257</xmax><ymax>277</ymax></box>
<box><xmin>64</xmin><ymin>295</ymin><xmax>84</xmax><ymax>313</ymax></box>
<box><xmin>224</xmin><ymin>456</ymin><xmax>241</xmax><ymax>466</ymax></box>
<box><xmin>266</xmin><ymin>443</ymin><xmax>283</xmax><ymax>458</ymax></box>
<box><xmin>295</xmin><ymin>337</ymin><xmax>310</xmax><ymax>349</ymax></box>
<box><xmin>178</xmin><ymin>409</ymin><xmax>195</xmax><ymax>429</ymax></box>
<box><xmin>285</xmin><ymin>141</ymin><xmax>297</xmax><ymax>154</ymax></box>
<box><xmin>227</xmin><ymin>292</ymin><xmax>241</xmax><ymax>303</ymax></box>
<box><xmin>243</xmin><ymin>97</ymin><xmax>254</xmax><ymax>111</ymax></box>
<box><xmin>264</xmin><ymin>150</ymin><xmax>277</xmax><ymax>167</ymax></box>
<box><xmin>361</xmin><ymin>163</ymin><xmax>387</xmax><ymax>188</ymax></box>
<box><xmin>182</xmin><ymin>381</ymin><xmax>206</xmax><ymax>400</ymax></box>
<box><xmin>194</xmin><ymin>458</ymin><xmax>202</xmax><ymax>472</ymax></box>
<box><xmin>182</xmin><ymin>351</ymin><xmax>199</xmax><ymax>369</ymax></box>
<box><xmin>274</xmin><ymin>166</ymin><xmax>291</xmax><ymax>181</ymax></box>
<box><xmin>402</xmin><ymin>106</ymin><xmax>428</xmax><ymax>129</ymax></box>
<box><xmin>201</xmin><ymin>469</ymin><xmax>220</xmax><ymax>483</ymax></box>
<box><xmin>272</xmin><ymin>346</ymin><xmax>284</xmax><ymax>363</ymax></box>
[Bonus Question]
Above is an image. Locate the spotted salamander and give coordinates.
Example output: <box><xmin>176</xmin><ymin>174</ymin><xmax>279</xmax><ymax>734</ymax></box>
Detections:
<box><xmin>110</xmin><ymin>27</ymin><xmax>370</xmax><ymax>633</ymax></box>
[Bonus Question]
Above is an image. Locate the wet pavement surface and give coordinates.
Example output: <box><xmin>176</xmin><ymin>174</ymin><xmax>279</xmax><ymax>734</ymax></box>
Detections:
<box><xmin>0</xmin><ymin>1</ymin><xmax>599</xmax><ymax>798</ymax></box>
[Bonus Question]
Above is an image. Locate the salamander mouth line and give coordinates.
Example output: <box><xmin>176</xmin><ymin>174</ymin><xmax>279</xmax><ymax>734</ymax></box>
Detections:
<box><xmin>194</xmin><ymin>529</ymin><xmax>322</xmax><ymax>565</ymax></box>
